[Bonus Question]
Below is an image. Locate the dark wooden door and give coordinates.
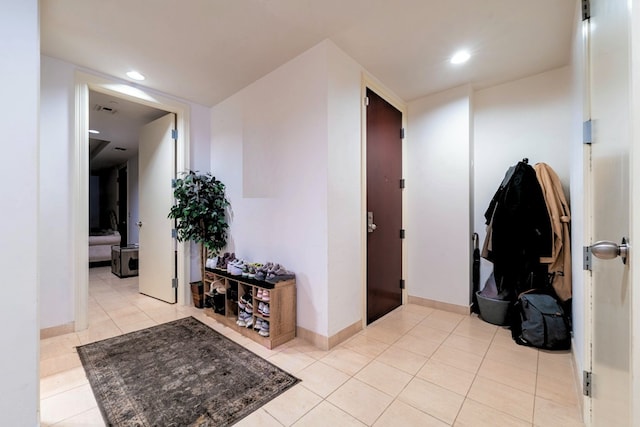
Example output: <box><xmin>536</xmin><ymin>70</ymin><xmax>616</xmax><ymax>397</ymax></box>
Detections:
<box><xmin>366</xmin><ymin>88</ymin><xmax>403</xmax><ymax>324</ymax></box>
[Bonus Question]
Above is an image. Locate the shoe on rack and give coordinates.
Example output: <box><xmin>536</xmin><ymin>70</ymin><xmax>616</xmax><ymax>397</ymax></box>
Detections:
<box><xmin>260</xmin><ymin>303</ymin><xmax>270</xmax><ymax>317</ymax></box>
<box><xmin>240</xmin><ymin>293</ymin><xmax>251</xmax><ymax>304</ymax></box>
<box><xmin>257</xmin><ymin>301</ymin><xmax>265</xmax><ymax>315</ymax></box>
<box><xmin>258</xmin><ymin>320</ymin><xmax>270</xmax><ymax>337</ymax></box>
<box><xmin>247</xmin><ymin>264</ymin><xmax>257</xmax><ymax>279</ymax></box>
<box><xmin>254</xmin><ymin>318</ymin><xmax>263</xmax><ymax>331</ymax></box>
<box><xmin>265</xmin><ymin>267</ymin><xmax>295</xmax><ymax>284</ymax></box>
<box><xmin>229</xmin><ymin>259</ymin><xmax>246</xmax><ymax>276</ymax></box>
<box><xmin>219</xmin><ymin>252</ymin><xmax>236</xmax><ymax>270</ymax></box>
<box><xmin>245</xmin><ymin>315</ymin><xmax>253</xmax><ymax>328</ymax></box>
<box><xmin>256</xmin><ymin>288</ymin><xmax>263</xmax><ymax>299</ymax></box>
<box><xmin>216</xmin><ymin>253</ymin><xmax>228</xmax><ymax>269</ymax></box>
<box><xmin>236</xmin><ymin>310</ymin><xmax>250</xmax><ymax>327</ymax></box>
<box><xmin>241</xmin><ymin>262</ymin><xmax>250</xmax><ymax>277</ymax></box>
<box><xmin>262</xmin><ymin>290</ymin><xmax>270</xmax><ymax>301</ymax></box>
<box><xmin>254</xmin><ymin>263</ymin><xmax>269</xmax><ymax>281</ymax></box>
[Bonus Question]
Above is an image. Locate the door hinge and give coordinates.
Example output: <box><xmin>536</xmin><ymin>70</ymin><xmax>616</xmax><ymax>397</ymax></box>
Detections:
<box><xmin>400</xmin><ymin>229</ymin><xmax>405</xmax><ymax>239</ymax></box>
<box><xmin>583</xmin><ymin>246</ymin><xmax>592</xmax><ymax>271</ymax></box>
<box><xmin>171</xmin><ymin>229</ymin><xmax>177</xmax><ymax>238</ymax></box>
<box><xmin>400</xmin><ymin>179</ymin><xmax>405</xmax><ymax>189</ymax></box>
<box><xmin>171</xmin><ymin>129</ymin><xmax>178</xmax><ymax>139</ymax></box>
<box><xmin>582</xmin><ymin>0</ymin><xmax>590</xmax><ymax>20</ymax></box>
<box><xmin>400</xmin><ymin>128</ymin><xmax>405</xmax><ymax>139</ymax></box>
<box><xmin>583</xmin><ymin>119</ymin><xmax>592</xmax><ymax>144</ymax></box>
<box><xmin>364</xmin><ymin>96</ymin><xmax>370</xmax><ymax>107</ymax></box>
<box><xmin>400</xmin><ymin>279</ymin><xmax>405</xmax><ymax>290</ymax></box>
<box><xmin>583</xmin><ymin>371</ymin><xmax>592</xmax><ymax>396</ymax></box>
<box><xmin>172</xmin><ymin>278</ymin><xmax>179</xmax><ymax>289</ymax></box>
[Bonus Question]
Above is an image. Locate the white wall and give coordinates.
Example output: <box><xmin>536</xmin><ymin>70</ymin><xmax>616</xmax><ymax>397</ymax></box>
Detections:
<box><xmin>211</xmin><ymin>41</ymin><xmax>364</xmax><ymax>337</ymax></box>
<box><xmin>326</xmin><ymin>44</ymin><xmax>363</xmax><ymax>335</ymax></box>
<box><xmin>406</xmin><ymin>86</ymin><xmax>472</xmax><ymax>307</ymax></box>
<box><xmin>39</xmin><ymin>55</ymin><xmax>212</xmax><ymax>328</ymax></box>
<box><xmin>187</xmin><ymin>103</ymin><xmax>212</xmax><ymax>279</ymax></box>
<box><xmin>473</xmin><ymin>67</ymin><xmax>572</xmax><ymax>289</ymax></box>
<box><xmin>212</xmin><ymin>42</ymin><xmax>330</xmax><ymax>335</ymax></box>
<box><xmin>0</xmin><ymin>0</ymin><xmax>39</xmax><ymax>424</ymax></box>
<box><xmin>40</xmin><ymin>55</ymin><xmax>75</xmax><ymax>328</ymax></box>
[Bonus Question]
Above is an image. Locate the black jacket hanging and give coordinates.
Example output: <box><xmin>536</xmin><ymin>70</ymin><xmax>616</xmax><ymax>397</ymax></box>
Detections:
<box><xmin>482</xmin><ymin>160</ymin><xmax>552</xmax><ymax>298</ymax></box>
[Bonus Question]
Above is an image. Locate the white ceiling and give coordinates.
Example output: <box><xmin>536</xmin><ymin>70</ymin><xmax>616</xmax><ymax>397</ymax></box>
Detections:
<box><xmin>89</xmin><ymin>91</ymin><xmax>167</xmax><ymax>171</ymax></box>
<box><xmin>41</xmin><ymin>0</ymin><xmax>577</xmax><ymax>107</ymax></box>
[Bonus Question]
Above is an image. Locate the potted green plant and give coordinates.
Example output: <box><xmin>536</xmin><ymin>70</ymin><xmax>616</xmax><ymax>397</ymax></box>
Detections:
<box><xmin>168</xmin><ymin>171</ymin><xmax>230</xmax><ymax>307</ymax></box>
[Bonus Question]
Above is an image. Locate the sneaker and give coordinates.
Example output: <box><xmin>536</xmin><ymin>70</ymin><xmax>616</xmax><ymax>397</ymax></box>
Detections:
<box><xmin>245</xmin><ymin>316</ymin><xmax>253</xmax><ymax>328</ymax></box>
<box><xmin>240</xmin><ymin>293</ymin><xmax>252</xmax><ymax>305</ymax></box>
<box><xmin>247</xmin><ymin>264</ymin><xmax>257</xmax><ymax>279</ymax></box>
<box><xmin>258</xmin><ymin>302</ymin><xmax>269</xmax><ymax>316</ymax></box>
<box><xmin>241</xmin><ymin>262</ymin><xmax>250</xmax><ymax>277</ymax></box>
<box><xmin>215</xmin><ymin>252</ymin><xmax>229</xmax><ymax>269</ymax></box>
<box><xmin>256</xmin><ymin>288</ymin><xmax>263</xmax><ymax>299</ymax></box>
<box><xmin>229</xmin><ymin>259</ymin><xmax>244</xmax><ymax>276</ymax></box>
<box><xmin>205</xmin><ymin>257</ymin><xmax>217</xmax><ymax>269</ymax></box>
<box><xmin>218</xmin><ymin>252</ymin><xmax>235</xmax><ymax>270</ymax></box>
<box><xmin>258</xmin><ymin>320</ymin><xmax>270</xmax><ymax>337</ymax></box>
<box><xmin>260</xmin><ymin>303</ymin><xmax>270</xmax><ymax>317</ymax></box>
<box><xmin>266</xmin><ymin>267</ymin><xmax>295</xmax><ymax>284</ymax></box>
<box><xmin>255</xmin><ymin>262</ymin><xmax>278</xmax><ymax>281</ymax></box>
<box><xmin>262</xmin><ymin>290</ymin><xmax>270</xmax><ymax>301</ymax></box>
<box><xmin>254</xmin><ymin>318</ymin><xmax>263</xmax><ymax>331</ymax></box>
<box><xmin>236</xmin><ymin>310</ymin><xmax>250</xmax><ymax>326</ymax></box>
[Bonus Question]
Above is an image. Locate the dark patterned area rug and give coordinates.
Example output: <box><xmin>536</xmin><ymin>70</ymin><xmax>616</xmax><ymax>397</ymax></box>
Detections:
<box><xmin>77</xmin><ymin>316</ymin><xmax>299</xmax><ymax>426</ymax></box>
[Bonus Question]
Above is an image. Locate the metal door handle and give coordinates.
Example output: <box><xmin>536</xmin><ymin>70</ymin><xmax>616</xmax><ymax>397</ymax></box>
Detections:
<box><xmin>367</xmin><ymin>212</ymin><xmax>377</xmax><ymax>233</ymax></box>
<box><xmin>590</xmin><ymin>238</ymin><xmax>629</xmax><ymax>264</ymax></box>
<box><xmin>137</xmin><ymin>221</ymin><xmax>143</xmax><ymax>228</ymax></box>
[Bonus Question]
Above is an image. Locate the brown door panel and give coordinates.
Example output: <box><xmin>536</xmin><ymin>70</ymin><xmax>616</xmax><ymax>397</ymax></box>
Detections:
<box><xmin>366</xmin><ymin>88</ymin><xmax>403</xmax><ymax>324</ymax></box>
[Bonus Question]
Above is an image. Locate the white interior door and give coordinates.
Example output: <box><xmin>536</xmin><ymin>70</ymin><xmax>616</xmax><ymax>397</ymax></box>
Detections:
<box><xmin>588</xmin><ymin>0</ymin><xmax>632</xmax><ymax>424</ymax></box>
<box><xmin>138</xmin><ymin>113</ymin><xmax>176</xmax><ymax>303</ymax></box>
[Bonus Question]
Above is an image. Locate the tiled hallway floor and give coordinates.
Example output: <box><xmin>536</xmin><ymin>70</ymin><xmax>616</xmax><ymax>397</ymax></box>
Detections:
<box><xmin>40</xmin><ymin>267</ymin><xmax>584</xmax><ymax>426</ymax></box>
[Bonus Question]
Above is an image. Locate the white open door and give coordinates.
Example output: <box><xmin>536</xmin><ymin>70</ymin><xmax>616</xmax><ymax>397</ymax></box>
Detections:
<box><xmin>586</xmin><ymin>0</ymin><xmax>634</xmax><ymax>424</ymax></box>
<box><xmin>138</xmin><ymin>113</ymin><xmax>177</xmax><ymax>303</ymax></box>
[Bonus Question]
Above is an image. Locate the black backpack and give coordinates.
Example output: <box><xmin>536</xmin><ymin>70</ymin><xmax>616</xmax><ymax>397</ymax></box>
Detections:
<box><xmin>514</xmin><ymin>293</ymin><xmax>570</xmax><ymax>350</ymax></box>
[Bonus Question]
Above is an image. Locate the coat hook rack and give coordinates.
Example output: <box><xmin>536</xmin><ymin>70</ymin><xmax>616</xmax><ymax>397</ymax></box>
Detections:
<box><xmin>522</xmin><ymin>158</ymin><xmax>529</xmax><ymax>164</ymax></box>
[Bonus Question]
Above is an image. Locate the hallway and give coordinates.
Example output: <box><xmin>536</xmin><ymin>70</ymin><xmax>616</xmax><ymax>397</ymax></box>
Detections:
<box><xmin>40</xmin><ymin>267</ymin><xmax>584</xmax><ymax>426</ymax></box>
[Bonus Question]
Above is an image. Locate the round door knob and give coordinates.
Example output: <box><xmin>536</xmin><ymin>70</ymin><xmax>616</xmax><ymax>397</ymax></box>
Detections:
<box><xmin>590</xmin><ymin>238</ymin><xmax>629</xmax><ymax>264</ymax></box>
<box><xmin>137</xmin><ymin>221</ymin><xmax>143</xmax><ymax>228</ymax></box>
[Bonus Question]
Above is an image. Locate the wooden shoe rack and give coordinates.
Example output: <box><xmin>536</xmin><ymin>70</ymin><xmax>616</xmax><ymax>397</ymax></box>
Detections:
<box><xmin>203</xmin><ymin>268</ymin><xmax>296</xmax><ymax>349</ymax></box>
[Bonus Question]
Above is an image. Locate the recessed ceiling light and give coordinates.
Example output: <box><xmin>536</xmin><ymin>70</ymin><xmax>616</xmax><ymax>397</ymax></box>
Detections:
<box><xmin>88</xmin><ymin>129</ymin><xmax>100</xmax><ymax>134</ymax></box>
<box><xmin>126</xmin><ymin>70</ymin><xmax>146</xmax><ymax>81</ymax></box>
<box><xmin>450</xmin><ymin>50</ymin><xmax>471</xmax><ymax>65</ymax></box>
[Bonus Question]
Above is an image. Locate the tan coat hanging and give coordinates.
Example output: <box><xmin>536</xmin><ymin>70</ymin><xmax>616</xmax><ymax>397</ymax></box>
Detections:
<box><xmin>534</xmin><ymin>162</ymin><xmax>572</xmax><ymax>301</ymax></box>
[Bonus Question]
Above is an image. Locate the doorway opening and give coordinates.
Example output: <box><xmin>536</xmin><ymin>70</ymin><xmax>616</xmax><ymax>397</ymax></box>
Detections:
<box><xmin>73</xmin><ymin>72</ymin><xmax>191</xmax><ymax>331</ymax></box>
<box><xmin>88</xmin><ymin>89</ymin><xmax>176</xmax><ymax>303</ymax></box>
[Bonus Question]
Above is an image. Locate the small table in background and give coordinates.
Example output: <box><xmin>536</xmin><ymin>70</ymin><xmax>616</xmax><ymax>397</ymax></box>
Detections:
<box><xmin>111</xmin><ymin>245</ymin><xmax>139</xmax><ymax>278</ymax></box>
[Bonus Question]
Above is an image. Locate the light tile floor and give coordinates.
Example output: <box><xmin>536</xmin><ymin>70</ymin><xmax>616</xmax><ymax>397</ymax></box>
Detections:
<box><xmin>40</xmin><ymin>267</ymin><xmax>584</xmax><ymax>426</ymax></box>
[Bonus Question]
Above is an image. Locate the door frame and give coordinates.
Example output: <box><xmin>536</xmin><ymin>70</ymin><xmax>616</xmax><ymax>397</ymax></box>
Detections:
<box><xmin>630</xmin><ymin>2</ymin><xmax>640</xmax><ymax>424</ymax></box>
<box><xmin>73</xmin><ymin>71</ymin><xmax>191</xmax><ymax>330</ymax></box>
<box><xmin>360</xmin><ymin>73</ymin><xmax>407</xmax><ymax>328</ymax></box>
